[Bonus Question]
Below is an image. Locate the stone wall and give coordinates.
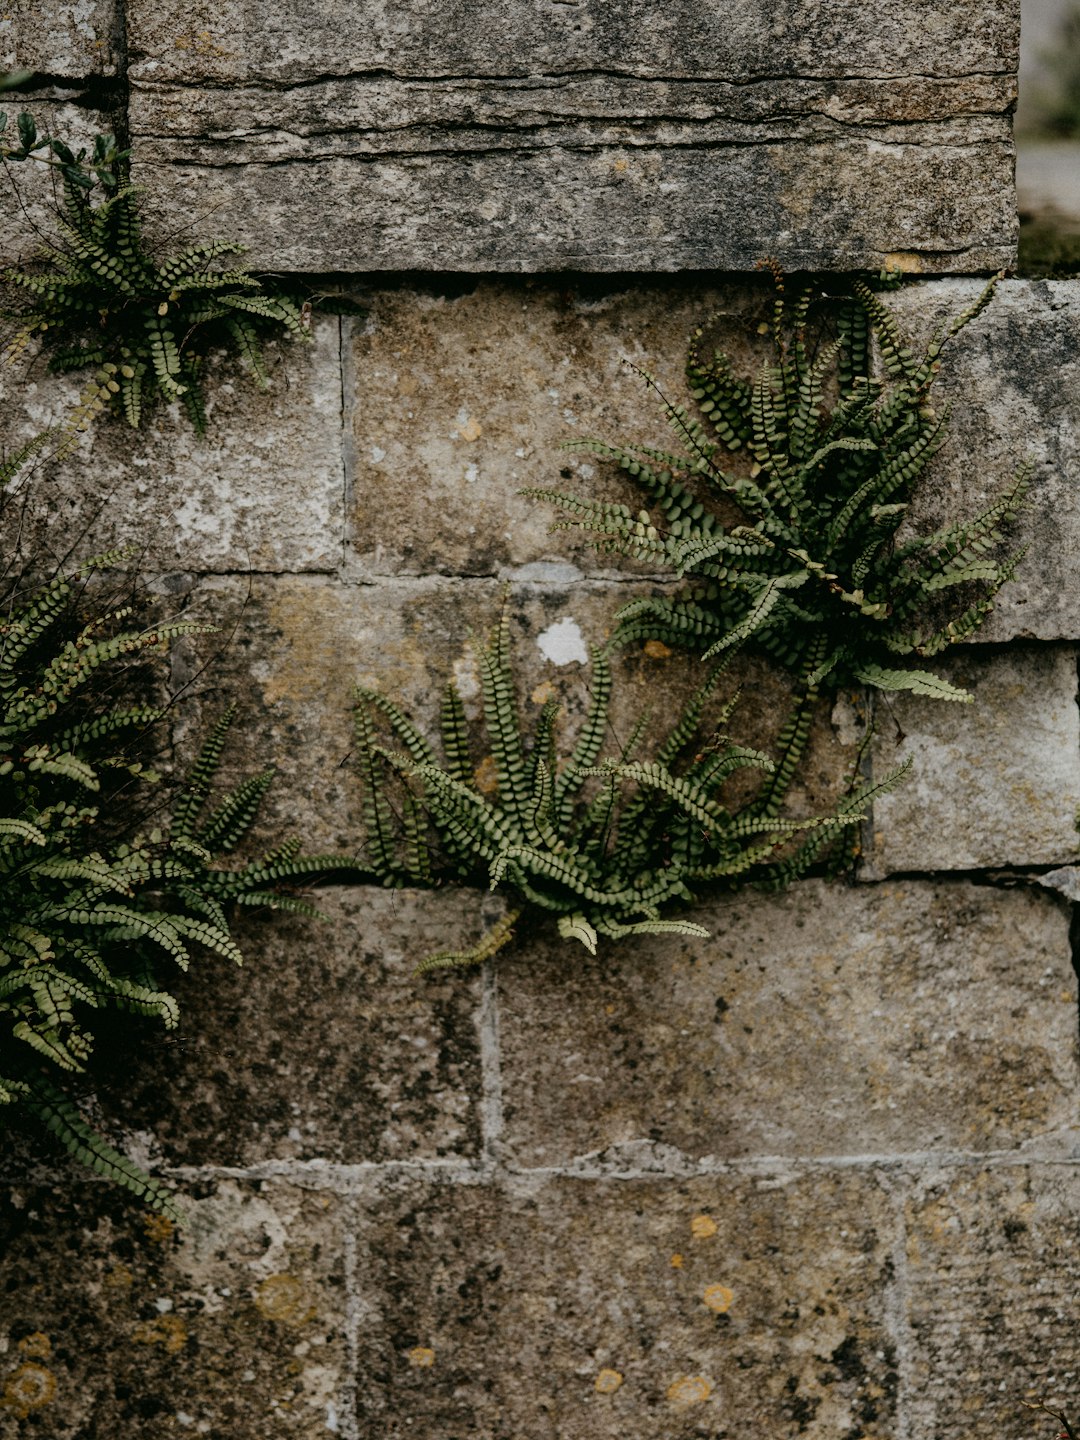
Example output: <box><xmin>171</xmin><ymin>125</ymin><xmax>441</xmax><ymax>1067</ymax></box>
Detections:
<box><xmin>3</xmin><ymin>5</ymin><xmax>1080</xmax><ymax>1440</ymax></box>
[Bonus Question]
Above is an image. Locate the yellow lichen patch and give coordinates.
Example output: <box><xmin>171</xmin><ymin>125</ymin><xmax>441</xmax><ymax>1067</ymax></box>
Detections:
<box><xmin>2</xmin><ymin>1362</ymin><xmax>57</xmax><ymax>1417</ymax></box>
<box><xmin>530</xmin><ymin>680</ymin><xmax>556</xmax><ymax>706</ymax></box>
<box><xmin>105</xmin><ymin>1264</ymin><xmax>134</xmax><ymax>1290</ymax></box>
<box><xmin>16</xmin><ymin>1333</ymin><xmax>50</xmax><ymax>1359</ymax></box>
<box><xmin>883</xmin><ymin>251</ymin><xmax>925</xmax><ymax>274</ymax></box>
<box><xmin>594</xmin><ymin>1368</ymin><xmax>623</xmax><ymax>1394</ymax></box>
<box><xmin>473</xmin><ymin>754</ymin><xmax>499</xmax><ymax>795</ymax></box>
<box><xmin>255</xmin><ymin>1274</ymin><xmax>315</xmax><ymax>1325</ymax></box>
<box><xmin>666</xmin><ymin>1375</ymin><xmax>713</xmax><ymax>1407</ymax></box>
<box><xmin>457</xmin><ymin>416</ymin><xmax>484</xmax><ymax>442</ymax></box>
<box><xmin>408</xmin><ymin>1347</ymin><xmax>436</xmax><ymax>1368</ymax></box>
<box><xmin>132</xmin><ymin>1316</ymin><xmax>188</xmax><ymax>1356</ymax></box>
<box><xmin>702</xmin><ymin>1284</ymin><xmax>735</xmax><ymax>1314</ymax></box>
<box><xmin>690</xmin><ymin>1214</ymin><xmax>718</xmax><ymax>1240</ymax></box>
<box><xmin>642</xmin><ymin>640</ymin><xmax>672</xmax><ymax>660</ymax></box>
<box><xmin>143</xmin><ymin>1214</ymin><xmax>175</xmax><ymax>1245</ymax></box>
<box><xmin>612</xmin><ymin>156</ymin><xmax>629</xmax><ymax>174</ymax></box>
<box><xmin>670</xmin><ymin>1253</ymin><xmax>684</xmax><ymax>1268</ymax></box>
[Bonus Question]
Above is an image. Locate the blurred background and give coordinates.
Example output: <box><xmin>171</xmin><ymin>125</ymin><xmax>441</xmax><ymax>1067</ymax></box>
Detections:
<box><xmin>1018</xmin><ymin>0</ymin><xmax>1080</xmax><ymax>271</ymax></box>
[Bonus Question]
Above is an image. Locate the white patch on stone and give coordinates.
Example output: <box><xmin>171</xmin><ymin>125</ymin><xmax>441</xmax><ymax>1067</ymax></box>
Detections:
<box><xmin>504</xmin><ymin>561</ymin><xmax>584</xmax><ymax>584</ymax></box>
<box><xmin>536</xmin><ymin>617</ymin><xmax>588</xmax><ymax>666</ymax></box>
<box><xmin>464</xmin><ymin>463</ymin><xmax>479</xmax><ymax>484</ymax></box>
<box><xmin>325</xmin><ymin>1402</ymin><xmax>340</xmax><ymax>1433</ymax></box>
<box><xmin>370</xmin><ymin>445</ymin><xmax>386</xmax><ymax>463</ymax></box>
<box><xmin>154</xmin><ymin>1297</ymin><xmax>174</xmax><ymax>1313</ymax></box>
<box><xmin>452</xmin><ymin>655</ymin><xmax>480</xmax><ymax>701</ymax></box>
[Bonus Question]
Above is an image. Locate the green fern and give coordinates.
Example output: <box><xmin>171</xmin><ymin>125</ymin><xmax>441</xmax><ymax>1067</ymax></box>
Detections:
<box><xmin>1</xmin><ymin>115</ymin><xmax>363</xmax><ymax>436</ymax></box>
<box><xmin>353</xmin><ymin>613</ymin><xmax>893</xmax><ymax>969</ymax></box>
<box><xmin>0</xmin><ymin>535</ymin><xmax>354</xmax><ymax>1215</ymax></box>
<box><xmin>529</xmin><ymin>267</ymin><xmax>1028</xmax><ymax>702</ymax></box>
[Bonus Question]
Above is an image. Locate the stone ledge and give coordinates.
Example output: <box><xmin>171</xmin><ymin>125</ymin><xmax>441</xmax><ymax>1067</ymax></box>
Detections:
<box><xmin>123</xmin><ymin>0</ymin><xmax>1018</xmax><ymax>271</ymax></box>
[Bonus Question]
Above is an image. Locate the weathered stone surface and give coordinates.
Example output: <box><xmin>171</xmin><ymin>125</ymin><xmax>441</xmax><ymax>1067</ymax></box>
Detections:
<box><xmin>904</xmin><ymin>1164</ymin><xmax>1080</xmax><ymax>1440</ymax></box>
<box><xmin>0</xmin><ymin>317</ymin><xmax>344</xmax><ymax>573</ymax></box>
<box><xmin>0</xmin><ymin>1180</ymin><xmax>347</xmax><ymax>1438</ymax></box>
<box><xmin>0</xmin><ymin>7</ymin><xmax>119</xmax><ymax>78</ymax></box>
<box><xmin>169</xmin><ymin>572</ymin><xmax>861</xmax><ymax>853</ymax></box>
<box><xmin>349</xmin><ymin>280</ymin><xmax>764</xmax><ymax>578</ymax></box>
<box><xmin>351</xmin><ymin>1169</ymin><xmax>898</xmax><ymax>1438</ymax></box>
<box><xmin>92</xmin><ymin>890</ymin><xmax>484</xmax><ymax>1168</ymax></box>
<box><xmin>887</xmin><ymin>278</ymin><xmax>1080</xmax><ymax>644</ymax></box>
<box><xmin>497</xmin><ymin>879</ymin><xmax>1078</xmax><ymax>1168</ymax></box>
<box><xmin>867</xmin><ymin>647</ymin><xmax>1080</xmax><ymax>876</ymax></box>
<box><xmin>124</xmin><ymin>0</ymin><xmax>1018</xmax><ymax>272</ymax></box>
<box><xmin>126</xmin><ymin>0</ymin><xmax>1018</xmax><ymax>83</ymax></box>
<box><xmin>0</xmin><ymin>99</ymin><xmax>114</xmax><ymax>265</ymax></box>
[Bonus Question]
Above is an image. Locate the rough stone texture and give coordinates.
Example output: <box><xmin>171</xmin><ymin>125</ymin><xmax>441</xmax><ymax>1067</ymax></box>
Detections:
<box><xmin>0</xmin><ymin>98</ymin><xmax>114</xmax><ymax>265</ymax></box>
<box><xmin>867</xmin><ymin>647</ymin><xmax>1080</xmax><ymax>876</ymax></box>
<box><xmin>349</xmin><ymin>280</ymin><xmax>764</xmax><ymax>579</ymax></box>
<box><xmin>0</xmin><ymin>1180</ymin><xmax>347</xmax><ymax>1437</ymax></box>
<box><xmin>351</xmin><ymin>1169</ymin><xmax>899</xmax><ymax>1439</ymax></box>
<box><xmin>3</xmin><ymin>29</ymin><xmax>1080</xmax><ymax>1437</ymax></box>
<box><xmin>904</xmin><ymin>1165</ymin><xmax>1080</xmax><ymax>1439</ymax></box>
<box><xmin>123</xmin><ymin>0</ymin><xmax>1019</xmax><ymax>272</ymax></box>
<box><xmin>497</xmin><ymin>880</ymin><xmax>1078</xmax><ymax>1168</ymax></box>
<box><xmin>168</xmin><ymin>572</ymin><xmax>862</xmax><ymax>853</ymax></box>
<box><xmin>0</xmin><ymin>317</ymin><xmax>345</xmax><ymax>574</ymax></box>
<box><xmin>888</xmin><ymin>278</ymin><xmax>1080</xmax><ymax>644</ymax></box>
<box><xmin>91</xmin><ymin>890</ymin><xmax>485</xmax><ymax>1170</ymax></box>
<box><xmin>0</xmin><ymin>6</ymin><xmax>119</xmax><ymax>78</ymax></box>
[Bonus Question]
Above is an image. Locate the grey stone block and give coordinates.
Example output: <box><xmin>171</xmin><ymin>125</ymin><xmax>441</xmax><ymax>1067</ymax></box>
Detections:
<box><xmin>0</xmin><ymin>99</ymin><xmax>114</xmax><ymax>264</ymax></box>
<box><xmin>904</xmin><ymin>1164</ymin><xmax>1080</xmax><ymax>1440</ymax></box>
<box><xmin>124</xmin><ymin>0</ymin><xmax>1019</xmax><ymax>272</ymax></box>
<box><xmin>497</xmin><ymin>879</ymin><xmax>1078</xmax><ymax>1167</ymax></box>
<box><xmin>351</xmin><ymin>1169</ymin><xmax>898</xmax><ymax>1438</ymax></box>
<box><xmin>0</xmin><ymin>1180</ymin><xmax>347</xmax><ymax>1438</ymax></box>
<box><xmin>92</xmin><ymin>889</ymin><xmax>485</xmax><ymax>1168</ymax></box>
<box><xmin>887</xmin><ymin>278</ymin><xmax>1080</xmax><ymax>645</ymax></box>
<box><xmin>0</xmin><ymin>317</ymin><xmax>345</xmax><ymax>573</ymax></box>
<box><xmin>867</xmin><ymin>647</ymin><xmax>1080</xmax><ymax>875</ymax></box>
<box><xmin>348</xmin><ymin>280</ymin><xmax>780</xmax><ymax>579</ymax></box>
<box><xmin>1</xmin><ymin>7</ymin><xmax>119</xmax><ymax>78</ymax></box>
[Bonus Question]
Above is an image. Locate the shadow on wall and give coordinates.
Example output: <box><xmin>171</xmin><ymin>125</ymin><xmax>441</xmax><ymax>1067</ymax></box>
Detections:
<box><xmin>1018</xmin><ymin>0</ymin><xmax>1080</xmax><ymax>272</ymax></box>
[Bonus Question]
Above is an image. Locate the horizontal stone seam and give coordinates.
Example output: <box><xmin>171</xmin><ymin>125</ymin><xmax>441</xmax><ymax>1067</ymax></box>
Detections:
<box><xmin>128</xmin><ymin>1146</ymin><xmax>1080</xmax><ymax>1186</ymax></box>
<box><xmin>127</xmin><ymin>68</ymin><xmax>1018</xmax><ymax>91</ymax></box>
<box><xmin>132</xmin><ymin>134</ymin><xmax>1013</xmax><ymax>166</ymax></box>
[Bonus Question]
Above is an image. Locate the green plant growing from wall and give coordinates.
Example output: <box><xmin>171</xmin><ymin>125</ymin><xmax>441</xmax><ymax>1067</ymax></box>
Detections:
<box><xmin>0</xmin><ymin>447</ymin><xmax>354</xmax><ymax>1215</ymax></box>
<box><xmin>529</xmin><ymin>267</ymin><xmax>1028</xmax><ymax>704</ymax></box>
<box><xmin>0</xmin><ymin>110</ymin><xmax>361</xmax><ymax>436</ymax></box>
<box><xmin>353</xmin><ymin>612</ymin><xmax>902</xmax><ymax>969</ymax></box>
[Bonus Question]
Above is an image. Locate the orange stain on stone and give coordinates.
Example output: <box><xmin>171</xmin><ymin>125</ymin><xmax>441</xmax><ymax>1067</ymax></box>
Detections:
<box><xmin>690</xmin><ymin>1214</ymin><xmax>718</xmax><ymax>1240</ymax></box>
<box><xmin>143</xmin><ymin>1214</ymin><xmax>175</xmax><ymax>1245</ymax></box>
<box><xmin>2</xmin><ymin>1362</ymin><xmax>57</xmax><ymax>1417</ymax></box>
<box><xmin>530</xmin><ymin>680</ymin><xmax>556</xmax><ymax>705</ymax></box>
<box><xmin>473</xmin><ymin>754</ymin><xmax>499</xmax><ymax>794</ymax></box>
<box><xmin>457</xmin><ymin>417</ymin><xmax>484</xmax><ymax>442</ymax></box>
<box><xmin>408</xmin><ymin>1347</ymin><xmax>436</xmax><ymax>1368</ymax></box>
<box><xmin>643</xmin><ymin>640</ymin><xmax>672</xmax><ymax>659</ymax></box>
<box><xmin>702</xmin><ymin>1284</ymin><xmax>735</xmax><ymax>1313</ymax></box>
<box><xmin>594</xmin><ymin>1369</ymin><xmax>624</xmax><ymax>1394</ymax></box>
<box><xmin>670</xmin><ymin>1253</ymin><xmax>684</xmax><ymax>1268</ymax></box>
<box><xmin>132</xmin><ymin>1316</ymin><xmax>188</xmax><ymax>1355</ymax></box>
<box><xmin>255</xmin><ymin>1274</ymin><xmax>315</xmax><ymax>1324</ymax></box>
<box><xmin>667</xmin><ymin>1375</ymin><xmax>713</xmax><ymax>1406</ymax></box>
